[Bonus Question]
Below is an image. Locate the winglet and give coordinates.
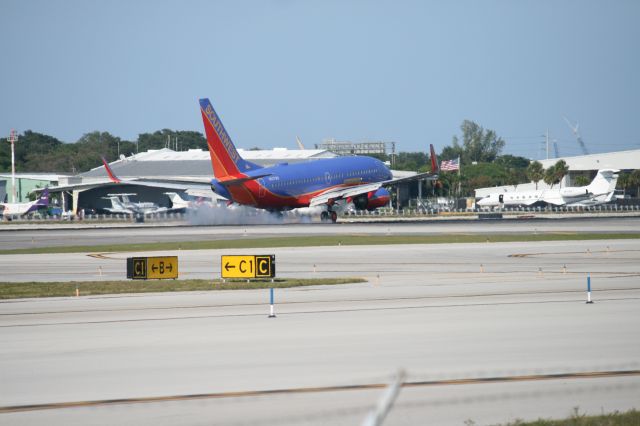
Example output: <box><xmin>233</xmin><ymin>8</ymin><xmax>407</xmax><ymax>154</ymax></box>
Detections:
<box><xmin>101</xmin><ymin>156</ymin><xmax>121</xmax><ymax>183</ymax></box>
<box><xmin>429</xmin><ymin>144</ymin><xmax>439</xmax><ymax>173</ymax></box>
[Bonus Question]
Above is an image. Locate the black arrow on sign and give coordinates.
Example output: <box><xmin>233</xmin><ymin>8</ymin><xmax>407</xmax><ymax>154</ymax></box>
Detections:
<box><xmin>225</xmin><ymin>262</ymin><xmax>235</xmax><ymax>272</ymax></box>
<box><xmin>167</xmin><ymin>264</ymin><xmax>172</xmax><ymax>272</ymax></box>
<box><xmin>152</xmin><ymin>264</ymin><xmax>158</xmax><ymax>273</ymax></box>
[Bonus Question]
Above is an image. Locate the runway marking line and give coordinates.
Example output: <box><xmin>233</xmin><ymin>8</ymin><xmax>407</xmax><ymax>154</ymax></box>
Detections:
<box><xmin>3</xmin><ymin>295</ymin><xmax>640</xmax><ymax>327</ymax></box>
<box><xmin>1</xmin><ymin>370</ymin><xmax>638</xmax><ymax>414</ymax></box>
<box><xmin>509</xmin><ymin>249</ymin><xmax>640</xmax><ymax>258</ymax></box>
<box><xmin>3</xmin><ymin>286</ymin><xmax>640</xmax><ymax>317</ymax></box>
<box><xmin>87</xmin><ymin>253</ymin><xmax>120</xmax><ymax>260</ymax></box>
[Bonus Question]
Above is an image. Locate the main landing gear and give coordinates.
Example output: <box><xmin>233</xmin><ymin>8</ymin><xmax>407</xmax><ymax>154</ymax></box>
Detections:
<box><xmin>320</xmin><ymin>210</ymin><xmax>338</xmax><ymax>223</ymax></box>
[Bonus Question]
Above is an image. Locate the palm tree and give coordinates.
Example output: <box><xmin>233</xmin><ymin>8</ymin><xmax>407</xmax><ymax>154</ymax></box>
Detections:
<box><xmin>504</xmin><ymin>167</ymin><xmax>522</xmax><ymax>190</ymax></box>
<box><xmin>630</xmin><ymin>169</ymin><xmax>640</xmax><ymax>198</ymax></box>
<box><xmin>574</xmin><ymin>175</ymin><xmax>590</xmax><ymax>187</ymax></box>
<box><xmin>543</xmin><ymin>167</ymin><xmax>556</xmax><ymax>188</ymax></box>
<box><xmin>527</xmin><ymin>161</ymin><xmax>545</xmax><ymax>190</ymax></box>
<box><xmin>553</xmin><ymin>160</ymin><xmax>570</xmax><ymax>188</ymax></box>
<box><xmin>616</xmin><ymin>172</ymin><xmax>630</xmax><ymax>197</ymax></box>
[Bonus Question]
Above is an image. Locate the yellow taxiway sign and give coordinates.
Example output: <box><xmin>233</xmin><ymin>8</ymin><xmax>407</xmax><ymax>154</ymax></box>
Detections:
<box><xmin>127</xmin><ymin>256</ymin><xmax>178</xmax><ymax>280</ymax></box>
<box><xmin>221</xmin><ymin>255</ymin><xmax>275</xmax><ymax>279</ymax></box>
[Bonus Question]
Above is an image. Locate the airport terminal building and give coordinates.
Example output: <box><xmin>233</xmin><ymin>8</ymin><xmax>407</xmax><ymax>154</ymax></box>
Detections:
<box><xmin>0</xmin><ymin>173</ymin><xmax>71</xmax><ymax>204</ymax></box>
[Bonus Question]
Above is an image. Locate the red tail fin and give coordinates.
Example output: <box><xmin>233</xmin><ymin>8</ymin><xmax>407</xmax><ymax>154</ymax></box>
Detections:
<box><xmin>101</xmin><ymin>157</ymin><xmax>121</xmax><ymax>183</ymax></box>
<box><xmin>429</xmin><ymin>144</ymin><xmax>439</xmax><ymax>173</ymax></box>
<box><xmin>199</xmin><ymin>98</ymin><xmax>262</xmax><ymax>179</ymax></box>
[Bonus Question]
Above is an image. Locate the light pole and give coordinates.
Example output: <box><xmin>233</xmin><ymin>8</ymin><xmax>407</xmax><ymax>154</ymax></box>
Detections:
<box><xmin>8</xmin><ymin>129</ymin><xmax>18</xmax><ymax>203</ymax></box>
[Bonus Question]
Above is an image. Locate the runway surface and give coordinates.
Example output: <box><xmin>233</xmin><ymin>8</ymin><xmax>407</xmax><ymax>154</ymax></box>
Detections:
<box><xmin>0</xmin><ymin>215</ymin><xmax>639</xmax><ymax>250</ymax></box>
<box><xmin>1</xmin><ymin>232</ymin><xmax>639</xmax><ymax>424</ymax></box>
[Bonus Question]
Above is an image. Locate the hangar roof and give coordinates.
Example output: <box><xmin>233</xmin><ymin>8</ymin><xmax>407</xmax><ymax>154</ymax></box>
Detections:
<box><xmin>81</xmin><ymin>148</ymin><xmax>338</xmax><ymax>179</ymax></box>
<box><xmin>0</xmin><ymin>173</ymin><xmax>71</xmax><ymax>182</ymax></box>
<box><xmin>121</xmin><ymin>148</ymin><xmax>335</xmax><ymax>162</ymax></box>
<box><xmin>538</xmin><ymin>149</ymin><xmax>640</xmax><ymax>171</ymax></box>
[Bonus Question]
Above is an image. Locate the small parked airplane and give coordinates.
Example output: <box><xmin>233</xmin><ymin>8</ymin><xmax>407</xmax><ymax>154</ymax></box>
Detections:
<box><xmin>1</xmin><ymin>188</ymin><xmax>50</xmax><ymax>218</ymax></box>
<box><xmin>198</xmin><ymin>98</ymin><xmax>438</xmax><ymax>222</ymax></box>
<box><xmin>164</xmin><ymin>191</ymin><xmax>194</xmax><ymax>212</ymax></box>
<box><xmin>100</xmin><ymin>162</ymin><xmax>201</xmax><ymax>215</ymax></box>
<box><xmin>477</xmin><ymin>169</ymin><xmax>619</xmax><ymax>208</ymax></box>
<box><xmin>101</xmin><ymin>193</ymin><xmax>170</xmax><ymax>216</ymax></box>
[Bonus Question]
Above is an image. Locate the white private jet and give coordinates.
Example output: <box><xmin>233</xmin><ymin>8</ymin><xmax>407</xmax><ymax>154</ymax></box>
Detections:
<box><xmin>101</xmin><ymin>193</ymin><xmax>169</xmax><ymax>215</ymax></box>
<box><xmin>164</xmin><ymin>192</ymin><xmax>194</xmax><ymax>212</ymax></box>
<box><xmin>477</xmin><ymin>169</ymin><xmax>619</xmax><ymax>208</ymax></box>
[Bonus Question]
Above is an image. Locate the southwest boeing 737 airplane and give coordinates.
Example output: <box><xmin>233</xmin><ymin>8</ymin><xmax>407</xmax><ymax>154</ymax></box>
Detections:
<box><xmin>199</xmin><ymin>98</ymin><xmax>438</xmax><ymax>222</ymax></box>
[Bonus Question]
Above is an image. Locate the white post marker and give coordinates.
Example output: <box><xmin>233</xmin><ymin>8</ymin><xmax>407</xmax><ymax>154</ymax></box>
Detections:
<box><xmin>361</xmin><ymin>369</ymin><xmax>406</xmax><ymax>426</ymax></box>
<box><xmin>268</xmin><ymin>287</ymin><xmax>276</xmax><ymax>318</ymax></box>
<box><xmin>586</xmin><ymin>273</ymin><xmax>594</xmax><ymax>304</ymax></box>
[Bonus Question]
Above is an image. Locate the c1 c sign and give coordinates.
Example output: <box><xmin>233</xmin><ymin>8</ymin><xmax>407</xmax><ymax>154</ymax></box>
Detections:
<box><xmin>221</xmin><ymin>255</ymin><xmax>275</xmax><ymax>279</ymax></box>
<box><xmin>127</xmin><ymin>256</ymin><xmax>179</xmax><ymax>280</ymax></box>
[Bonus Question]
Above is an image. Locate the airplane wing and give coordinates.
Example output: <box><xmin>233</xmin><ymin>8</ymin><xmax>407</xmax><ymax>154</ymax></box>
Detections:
<box><xmin>36</xmin><ymin>178</ymin><xmax>213</xmax><ymax>194</ymax></box>
<box><xmin>310</xmin><ymin>182</ymin><xmax>383</xmax><ymax>207</ymax></box>
<box><xmin>309</xmin><ymin>171</ymin><xmax>438</xmax><ymax>207</ymax></box>
<box><xmin>37</xmin><ymin>155</ymin><xmax>215</xmax><ymax>195</ymax></box>
<box><xmin>522</xmin><ymin>198</ymin><xmax>545</xmax><ymax>206</ymax></box>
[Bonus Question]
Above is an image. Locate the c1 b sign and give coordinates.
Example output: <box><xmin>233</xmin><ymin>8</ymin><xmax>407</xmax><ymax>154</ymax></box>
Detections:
<box><xmin>221</xmin><ymin>255</ymin><xmax>275</xmax><ymax>279</ymax></box>
<box><xmin>127</xmin><ymin>256</ymin><xmax>178</xmax><ymax>280</ymax></box>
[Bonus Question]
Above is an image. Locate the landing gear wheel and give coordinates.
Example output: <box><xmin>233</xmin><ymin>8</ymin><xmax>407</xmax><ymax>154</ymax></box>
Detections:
<box><xmin>330</xmin><ymin>211</ymin><xmax>337</xmax><ymax>223</ymax></box>
<box><xmin>320</xmin><ymin>211</ymin><xmax>330</xmax><ymax>222</ymax></box>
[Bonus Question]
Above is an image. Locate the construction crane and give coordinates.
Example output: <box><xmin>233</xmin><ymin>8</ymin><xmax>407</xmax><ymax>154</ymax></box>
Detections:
<box><xmin>563</xmin><ymin>116</ymin><xmax>589</xmax><ymax>155</ymax></box>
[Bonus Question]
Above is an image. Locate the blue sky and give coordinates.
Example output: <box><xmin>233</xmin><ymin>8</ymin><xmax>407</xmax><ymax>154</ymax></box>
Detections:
<box><xmin>1</xmin><ymin>0</ymin><xmax>638</xmax><ymax>159</ymax></box>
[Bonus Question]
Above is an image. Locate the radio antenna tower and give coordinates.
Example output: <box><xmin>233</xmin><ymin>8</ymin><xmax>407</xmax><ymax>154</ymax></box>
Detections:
<box><xmin>541</xmin><ymin>130</ymin><xmax>560</xmax><ymax>159</ymax></box>
<box><xmin>7</xmin><ymin>129</ymin><xmax>18</xmax><ymax>203</ymax></box>
<box><xmin>563</xmin><ymin>116</ymin><xmax>589</xmax><ymax>155</ymax></box>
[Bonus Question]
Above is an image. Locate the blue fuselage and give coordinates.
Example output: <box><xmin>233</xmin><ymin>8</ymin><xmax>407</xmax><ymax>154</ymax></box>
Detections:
<box><xmin>211</xmin><ymin>156</ymin><xmax>392</xmax><ymax>208</ymax></box>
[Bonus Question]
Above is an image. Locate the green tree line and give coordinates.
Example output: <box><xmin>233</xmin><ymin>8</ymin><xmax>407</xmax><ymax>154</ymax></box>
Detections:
<box><xmin>2</xmin><ymin>125</ymin><xmax>638</xmax><ymax>197</ymax></box>
<box><xmin>0</xmin><ymin>130</ymin><xmax>207</xmax><ymax>173</ymax></box>
<box><xmin>384</xmin><ymin>119</ymin><xmax>638</xmax><ymax>198</ymax></box>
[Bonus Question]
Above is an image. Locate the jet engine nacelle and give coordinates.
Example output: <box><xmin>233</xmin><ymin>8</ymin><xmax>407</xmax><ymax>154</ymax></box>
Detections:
<box><xmin>559</xmin><ymin>187</ymin><xmax>589</xmax><ymax>197</ymax></box>
<box><xmin>210</xmin><ymin>181</ymin><xmax>231</xmax><ymax>199</ymax></box>
<box><xmin>351</xmin><ymin>188</ymin><xmax>391</xmax><ymax>211</ymax></box>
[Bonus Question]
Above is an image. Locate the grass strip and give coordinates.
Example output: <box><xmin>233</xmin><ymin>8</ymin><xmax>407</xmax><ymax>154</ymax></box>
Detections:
<box><xmin>495</xmin><ymin>408</ymin><xmax>640</xmax><ymax>425</ymax></box>
<box><xmin>0</xmin><ymin>278</ymin><xmax>366</xmax><ymax>299</ymax></box>
<box><xmin>1</xmin><ymin>233</ymin><xmax>639</xmax><ymax>256</ymax></box>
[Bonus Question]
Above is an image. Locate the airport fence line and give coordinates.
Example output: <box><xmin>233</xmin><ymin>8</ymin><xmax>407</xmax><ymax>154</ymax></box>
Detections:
<box><xmin>343</xmin><ymin>203</ymin><xmax>640</xmax><ymax>217</ymax></box>
<box><xmin>3</xmin><ymin>203</ymin><xmax>640</xmax><ymax>223</ymax></box>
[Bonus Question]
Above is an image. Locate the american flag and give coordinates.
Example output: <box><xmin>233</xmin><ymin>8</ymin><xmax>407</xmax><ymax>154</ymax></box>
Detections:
<box><xmin>440</xmin><ymin>158</ymin><xmax>460</xmax><ymax>171</ymax></box>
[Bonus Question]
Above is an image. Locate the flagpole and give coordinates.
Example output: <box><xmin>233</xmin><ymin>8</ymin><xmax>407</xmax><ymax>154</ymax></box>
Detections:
<box><xmin>457</xmin><ymin>155</ymin><xmax>461</xmax><ymax>196</ymax></box>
